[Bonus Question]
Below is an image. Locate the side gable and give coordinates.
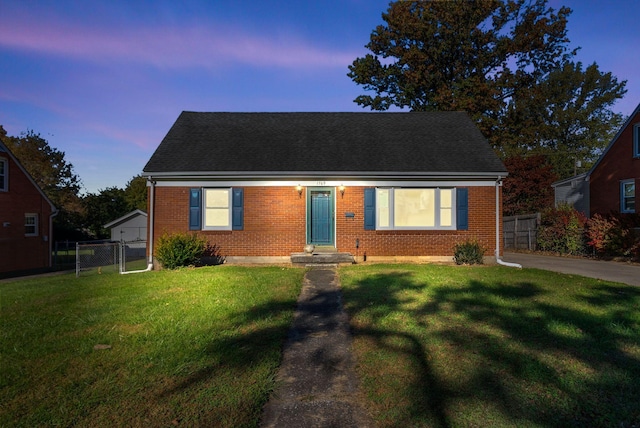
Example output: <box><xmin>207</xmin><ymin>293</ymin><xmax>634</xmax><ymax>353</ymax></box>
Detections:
<box><xmin>0</xmin><ymin>141</ymin><xmax>57</xmax><ymax>212</ymax></box>
<box><xmin>588</xmin><ymin>101</ymin><xmax>640</xmax><ymax>216</ymax></box>
<box><xmin>589</xmin><ymin>102</ymin><xmax>640</xmax><ymax>176</ymax></box>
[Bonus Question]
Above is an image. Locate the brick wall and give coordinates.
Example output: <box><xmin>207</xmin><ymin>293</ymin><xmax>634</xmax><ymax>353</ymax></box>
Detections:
<box><xmin>0</xmin><ymin>155</ymin><xmax>54</xmax><ymax>273</ymax></box>
<box><xmin>590</xmin><ymin>113</ymin><xmax>640</xmax><ymax>216</ymax></box>
<box><xmin>151</xmin><ymin>185</ymin><xmax>501</xmax><ymax>260</ymax></box>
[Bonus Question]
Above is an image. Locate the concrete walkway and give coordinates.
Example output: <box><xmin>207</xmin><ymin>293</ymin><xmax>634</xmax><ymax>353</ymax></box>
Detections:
<box><xmin>260</xmin><ymin>268</ymin><xmax>373</xmax><ymax>428</ymax></box>
<box><xmin>503</xmin><ymin>251</ymin><xmax>640</xmax><ymax>287</ymax></box>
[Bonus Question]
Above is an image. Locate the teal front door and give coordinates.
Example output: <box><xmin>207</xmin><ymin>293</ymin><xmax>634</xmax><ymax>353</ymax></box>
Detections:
<box><xmin>308</xmin><ymin>189</ymin><xmax>334</xmax><ymax>245</ymax></box>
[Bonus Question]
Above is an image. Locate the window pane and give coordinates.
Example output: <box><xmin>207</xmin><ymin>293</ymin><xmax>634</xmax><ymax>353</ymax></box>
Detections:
<box><xmin>206</xmin><ymin>209</ymin><xmax>230</xmax><ymax>227</ymax></box>
<box><xmin>377</xmin><ymin>189</ymin><xmax>390</xmax><ymax>227</ymax></box>
<box><xmin>440</xmin><ymin>189</ymin><xmax>453</xmax><ymax>226</ymax></box>
<box><xmin>205</xmin><ymin>189</ymin><xmax>229</xmax><ymax>208</ymax></box>
<box><xmin>204</xmin><ymin>189</ymin><xmax>230</xmax><ymax>228</ymax></box>
<box><xmin>624</xmin><ymin>183</ymin><xmax>634</xmax><ymax>197</ymax></box>
<box><xmin>0</xmin><ymin>159</ymin><xmax>5</xmax><ymax>190</ymax></box>
<box><xmin>395</xmin><ymin>189</ymin><xmax>434</xmax><ymax>227</ymax></box>
<box><xmin>25</xmin><ymin>215</ymin><xmax>37</xmax><ymax>235</ymax></box>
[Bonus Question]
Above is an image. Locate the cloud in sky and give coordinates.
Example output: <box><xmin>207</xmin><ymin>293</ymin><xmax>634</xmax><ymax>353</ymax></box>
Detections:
<box><xmin>0</xmin><ymin>14</ymin><xmax>357</xmax><ymax>71</ymax></box>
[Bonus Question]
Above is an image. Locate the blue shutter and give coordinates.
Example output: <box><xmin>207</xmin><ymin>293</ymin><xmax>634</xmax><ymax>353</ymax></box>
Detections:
<box><xmin>364</xmin><ymin>188</ymin><xmax>376</xmax><ymax>230</ymax></box>
<box><xmin>232</xmin><ymin>188</ymin><xmax>244</xmax><ymax>230</ymax></box>
<box><xmin>456</xmin><ymin>188</ymin><xmax>468</xmax><ymax>230</ymax></box>
<box><xmin>189</xmin><ymin>188</ymin><xmax>201</xmax><ymax>230</ymax></box>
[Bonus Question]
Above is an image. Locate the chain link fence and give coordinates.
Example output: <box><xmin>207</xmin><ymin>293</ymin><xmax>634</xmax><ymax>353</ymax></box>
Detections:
<box><xmin>76</xmin><ymin>240</ymin><xmax>147</xmax><ymax>277</ymax></box>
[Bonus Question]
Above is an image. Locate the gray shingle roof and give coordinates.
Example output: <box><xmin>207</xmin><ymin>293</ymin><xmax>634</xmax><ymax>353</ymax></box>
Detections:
<box><xmin>143</xmin><ymin>112</ymin><xmax>506</xmax><ymax>177</ymax></box>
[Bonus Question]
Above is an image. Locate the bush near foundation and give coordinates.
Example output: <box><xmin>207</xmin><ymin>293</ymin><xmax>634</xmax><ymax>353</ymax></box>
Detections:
<box><xmin>453</xmin><ymin>240</ymin><xmax>485</xmax><ymax>265</ymax></box>
<box><xmin>586</xmin><ymin>213</ymin><xmax>640</xmax><ymax>259</ymax></box>
<box><xmin>155</xmin><ymin>233</ymin><xmax>208</xmax><ymax>269</ymax></box>
<box><xmin>537</xmin><ymin>204</ymin><xmax>587</xmax><ymax>255</ymax></box>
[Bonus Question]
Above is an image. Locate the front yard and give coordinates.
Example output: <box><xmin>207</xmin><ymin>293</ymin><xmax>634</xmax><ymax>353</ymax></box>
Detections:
<box><xmin>0</xmin><ymin>266</ymin><xmax>304</xmax><ymax>427</ymax></box>
<box><xmin>340</xmin><ymin>264</ymin><xmax>640</xmax><ymax>427</ymax></box>
<box><xmin>1</xmin><ymin>264</ymin><xmax>639</xmax><ymax>427</ymax></box>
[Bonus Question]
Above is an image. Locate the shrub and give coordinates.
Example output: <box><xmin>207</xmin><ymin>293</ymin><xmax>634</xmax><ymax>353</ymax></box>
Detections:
<box><xmin>453</xmin><ymin>240</ymin><xmax>485</xmax><ymax>265</ymax></box>
<box><xmin>537</xmin><ymin>204</ymin><xmax>587</xmax><ymax>255</ymax></box>
<box><xmin>155</xmin><ymin>233</ymin><xmax>208</xmax><ymax>269</ymax></box>
<box><xmin>586</xmin><ymin>212</ymin><xmax>640</xmax><ymax>258</ymax></box>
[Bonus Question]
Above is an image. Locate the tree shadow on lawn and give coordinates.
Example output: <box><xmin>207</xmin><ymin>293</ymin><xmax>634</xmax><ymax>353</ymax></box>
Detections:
<box><xmin>153</xmin><ymin>297</ymin><xmax>300</xmax><ymax>426</ymax></box>
<box><xmin>341</xmin><ymin>270</ymin><xmax>640</xmax><ymax>427</ymax></box>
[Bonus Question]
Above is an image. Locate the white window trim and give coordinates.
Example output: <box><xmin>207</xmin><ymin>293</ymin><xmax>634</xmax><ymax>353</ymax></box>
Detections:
<box><xmin>375</xmin><ymin>187</ymin><xmax>456</xmax><ymax>230</ymax></box>
<box><xmin>634</xmin><ymin>123</ymin><xmax>640</xmax><ymax>158</ymax></box>
<box><xmin>621</xmin><ymin>179</ymin><xmax>635</xmax><ymax>213</ymax></box>
<box><xmin>202</xmin><ymin>188</ymin><xmax>232</xmax><ymax>231</ymax></box>
<box><xmin>0</xmin><ymin>157</ymin><xmax>7</xmax><ymax>192</ymax></box>
<box><xmin>25</xmin><ymin>213</ymin><xmax>38</xmax><ymax>236</ymax></box>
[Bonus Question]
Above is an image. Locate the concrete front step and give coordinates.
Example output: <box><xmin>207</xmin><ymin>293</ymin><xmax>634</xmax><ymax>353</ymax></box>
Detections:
<box><xmin>291</xmin><ymin>252</ymin><xmax>354</xmax><ymax>266</ymax></box>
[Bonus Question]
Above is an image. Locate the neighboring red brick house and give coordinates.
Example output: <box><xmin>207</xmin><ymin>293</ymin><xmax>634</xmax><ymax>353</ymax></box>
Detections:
<box><xmin>589</xmin><ymin>102</ymin><xmax>639</xmax><ymax>216</ymax></box>
<box><xmin>0</xmin><ymin>141</ymin><xmax>57</xmax><ymax>274</ymax></box>
<box><xmin>142</xmin><ymin>112</ymin><xmax>508</xmax><ymax>265</ymax></box>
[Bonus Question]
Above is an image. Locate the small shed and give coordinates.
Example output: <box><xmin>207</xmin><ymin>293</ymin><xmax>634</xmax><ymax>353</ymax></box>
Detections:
<box><xmin>103</xmin><ymin>209</ymin><xmax>147</xmax><ymax>243</ymax></box>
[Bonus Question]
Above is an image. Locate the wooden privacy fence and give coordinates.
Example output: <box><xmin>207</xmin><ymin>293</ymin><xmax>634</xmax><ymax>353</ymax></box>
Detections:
<box><xmin>503</xmin><ymin>213</ymin><xmax>541</xmax><ymax>250</ymax></box>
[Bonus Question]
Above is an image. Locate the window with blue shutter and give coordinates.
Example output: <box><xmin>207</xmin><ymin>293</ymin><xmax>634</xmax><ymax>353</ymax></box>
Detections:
<box><xmin>364</xmin><ymin>188</ymin><xmax>375</xmax><ymax>230</ymax></box>
<box><xmin>189</xmin><ymin>188</ymin><xmax>202</xmax><ymax>230</ymax></box>
<box><xmin>456</xmin><ymin>188</ymin><xmax>468</xmax><ymax>230</ymax></box>
<box><xmin>232</xmin><ymin>188</ymin><xmax>244</xmax><ymax>230</ymax></box>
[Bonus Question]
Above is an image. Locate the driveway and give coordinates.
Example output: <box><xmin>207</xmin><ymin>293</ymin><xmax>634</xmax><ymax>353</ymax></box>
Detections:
<box><xmin>502</xmin><ymin>252</ymin><xmax>640</xmax><ymax>287</ymax></box>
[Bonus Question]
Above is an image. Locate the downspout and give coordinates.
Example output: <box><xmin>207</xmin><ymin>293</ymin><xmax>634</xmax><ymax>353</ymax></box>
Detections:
<box><xmin>495</xmin><ymin>176</ymin><xmax>522</xmax><ymax>269</ymax></box>
<box><xmin>48</xmin><ymin>208</ymin><xmax>58</xmax><ymax>269</ymax></box>
<box><xmin>146</xmin><ymin>178</ymin><xmax>155</xmax><ymax>270</ymax></box>
<box><xmin>121</xmin><ymin>178</ymin><xmax>154</xmax><ymax>274</ymax></box>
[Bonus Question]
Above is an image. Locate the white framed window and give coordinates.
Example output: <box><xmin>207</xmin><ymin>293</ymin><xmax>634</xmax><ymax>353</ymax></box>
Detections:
<box><xmin>203</xmin><ymin>188</ymin><xmax>232</xmax><ymax>230</ymax></box>
<box><xmin>376</xmin><ymin>188</ymin><xmax>455</xmax><ymax>230</ymax></box>
<box><xmin>25</xmin><ymin>213</ymin><xmax>38</xmax><ymax>236</ymax></box>
<box><xmin>0</xmin><ymin>157</ymin><xmax>7</xmax><ymax>191</ymax></box>
<box><xmin>621</xmin><ymin>180</ymin><xmax>635</xmax><ymax>213</ymax></box>
<box><xmin>634</xmin><ymin>124</ymin><xmax>640</xmax><ymax>158</ymax></box>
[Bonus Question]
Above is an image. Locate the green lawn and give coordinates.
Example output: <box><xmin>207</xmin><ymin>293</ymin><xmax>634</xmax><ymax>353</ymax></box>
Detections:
<box><xmin>339</xmin><ymin>264</ymin><xmax>640</xmax><ymax>427</ymax></box>
<box><xmin>3</xmin><ymin>264</ymin><xmax>639</xmax><ymax>427</ymax></box>
<box><xmin>0</xmin><ymin>266</ymin><xmax>304</xmax><ymax>427</ymax></box>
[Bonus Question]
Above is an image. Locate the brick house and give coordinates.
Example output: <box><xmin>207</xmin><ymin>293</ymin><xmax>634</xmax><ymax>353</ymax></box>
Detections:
<box><xmin>142</xmin><ymin>112</ymin><xmax>508</xmax><ymax>265</ymax></box>
<box><xmin>589</xmin><ymin>102</ymin><xmax>639</xmax><ymax>216</ymax></box>
<box><xmin>0</xmin><ymin>140</ymin><xmax>57</xmax><ymax>275</ymax></box>
<box><xmin>553</xmin><ymin>102</ymin><xmax>639</xmax><ymax>217</ymax></box>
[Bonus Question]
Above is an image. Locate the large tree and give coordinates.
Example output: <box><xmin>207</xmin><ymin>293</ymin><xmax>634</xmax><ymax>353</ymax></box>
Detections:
<box><xmin>123</xmin><ymin>175</ymin><xmax>148</xmax><ymax>212</ymax></box>
<box><xmin>0</xmin><ymin>126</ymin><xmax>85</xmax><ymax>239</ymax></box>
<box><xmin>348</xmin><ymin>0</ymin><xmax>626</xmax><ymax>179</ymax></box>
<box><xmin>82</xmin><ymin>187</ymin><xmax>129</xmax><ymax>239</ymax></box>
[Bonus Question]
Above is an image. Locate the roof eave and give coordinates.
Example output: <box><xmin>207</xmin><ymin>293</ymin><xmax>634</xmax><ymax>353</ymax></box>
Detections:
<box><xmin>142</xmin><ymin>170</ymin><xmax>508</xmax><ymax>181</ymax></box>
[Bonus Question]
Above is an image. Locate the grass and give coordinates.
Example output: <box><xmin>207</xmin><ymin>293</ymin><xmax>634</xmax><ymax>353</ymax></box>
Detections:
<box><xmin>0</xmin><ymin>266</ymin><xmax>304</xmax><ymax>427</ymax></box>
<box><xmin>339</xmin><ymin>264</ymin><xmax>640</xmax><ymax>427</ymax></box>
<box><xmin>4</xmin><ymin>263</ymin><xmax>640</xmax><ymax>427</ymax></box>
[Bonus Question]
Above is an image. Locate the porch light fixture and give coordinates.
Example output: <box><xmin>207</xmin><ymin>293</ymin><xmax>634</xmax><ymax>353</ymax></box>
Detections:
<box><xmin>339</xmin><ymin>185</ymin><xmax>345</xmax><ymax>198</ymax></box>
<box><xmin>296</xmin><ymin>184</ymin><xmax>303</xmax><ymax>198</ymax></box>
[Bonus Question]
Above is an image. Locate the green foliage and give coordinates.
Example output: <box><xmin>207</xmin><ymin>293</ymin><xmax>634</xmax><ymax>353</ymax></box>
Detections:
<box><xmin>82</xmin><ymin>187</ymin><xmax>129</xmax><ymax>239</ymax></box>
<box><xmin>155</xmin><ymin>233</ymin><xmax>208</xmax><ymax>269</ymax></box>
<box><xmin>586</xmin><ymin>213</ymin><xmax>640</xmax><ymax>259</ymax></box>
<box><xmin>537</xmin><ymin>204</ymin><xmax>587</xmax><ymax>255</ymax></box>
<box><xmin>453</xmin><ymin>240</ymin><xmax>485</xmax><ymax>265</ymax></box>
<box><xmin>124</xmin><ymin>175</ymin><xmax>148</xmax><ymax>211</ymax></box>
<box><xmin>348</xmin><ymin>1</ymin><xmax>626</xmax><ymax>178</ymax></box>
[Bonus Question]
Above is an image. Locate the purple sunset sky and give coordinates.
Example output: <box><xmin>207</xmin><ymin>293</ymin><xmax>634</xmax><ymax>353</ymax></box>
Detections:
<box><xmin>1</xmin><ymin>0</ymin><xmax>638</xmax><ymax>193</ymax></box>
